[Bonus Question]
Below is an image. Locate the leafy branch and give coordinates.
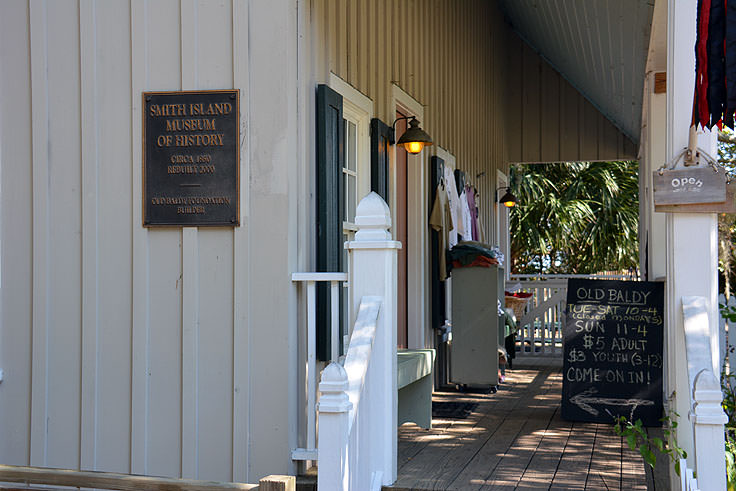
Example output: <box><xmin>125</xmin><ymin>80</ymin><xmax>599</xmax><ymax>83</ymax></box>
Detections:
<box><xmin>613</xmin><ymin>412</ymin><xmax>687</xmax><ymax>476</ymax></box>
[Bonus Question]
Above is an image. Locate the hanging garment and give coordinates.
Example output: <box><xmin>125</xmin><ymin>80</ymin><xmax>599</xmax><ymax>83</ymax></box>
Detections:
<box><xmin>475</xmin><ymin>190</ymin><xmax>486</xmax><ymax>243</ymax></box>
<box><xmin>429</xmin><ymin>182</ymin><xmax>454</xmax><ymax>281</ymax></box>
<box><xmin>443</xmin><ymin>166</ymin><xmax>461</xmax><ymax>246</ymax></box>
<box><xmin>458</xmin><ymin>186</ymin><xmax>473</xmax><ymax>242</ymax></box>
<box><xmin>466</xmin><ymin>185</ymin><xmax>480</xmax><ymax>241</ymax></box>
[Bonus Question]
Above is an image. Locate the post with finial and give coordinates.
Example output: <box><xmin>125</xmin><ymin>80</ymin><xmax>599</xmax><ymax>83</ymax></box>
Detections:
<box><xmin>691</xmin><ymin>369</ymin><xmax>727</xmax><ymax>491</ymax></box>
<box><xmin>317</xmin><ymin>362</ymin><xmax>352</xmax><ymax>490</ymax></box>
<box><xmin>345</xmin><ymin>192</ymin><xmax>401</xmax><ymax>485</ymax></box>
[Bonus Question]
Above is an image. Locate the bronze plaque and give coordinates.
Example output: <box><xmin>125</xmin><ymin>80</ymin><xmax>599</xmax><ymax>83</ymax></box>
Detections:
<box><xmin>652</xmin><ymin>166</ymin><xmax>726</xmax><ymax>206</ymax></box>
<box><xmin>143</xmin><ymin>90</ymin><xmax>239</xmax><ymax>226</ymax></box>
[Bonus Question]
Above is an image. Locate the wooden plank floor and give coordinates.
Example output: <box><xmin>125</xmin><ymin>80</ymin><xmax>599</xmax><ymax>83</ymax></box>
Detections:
<box><xmin>386</xmin><ymin>357</ymin><xmax>648</xmax><ymax>491</ymax></box>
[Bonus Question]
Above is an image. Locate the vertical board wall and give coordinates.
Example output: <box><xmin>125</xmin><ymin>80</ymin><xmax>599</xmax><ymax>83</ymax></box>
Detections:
<box><xmin>311</xmin><ymin>0</ymin><xmax>511</xmax><ymax>244</ymax></box>
<box><xmin>310</xmin><ymin>0</ymin><xmax>637</xmax><ymax>245</ymax></box>
<box><xmin>504</xmin><ymin>33</ymin><xmax>638</xmax><ymax>165</ymax></box>
<box><xmin>0</xmin><ymin>0</ymin><xmax>297</xmax><ymax>482</ymax></box>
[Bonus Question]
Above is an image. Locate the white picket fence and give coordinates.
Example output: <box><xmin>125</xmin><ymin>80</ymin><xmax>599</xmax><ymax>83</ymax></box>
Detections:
<box><xmin>508</xmin><ymin>274</ymin><xmax>632</xmax><ymax>357</ymax></box>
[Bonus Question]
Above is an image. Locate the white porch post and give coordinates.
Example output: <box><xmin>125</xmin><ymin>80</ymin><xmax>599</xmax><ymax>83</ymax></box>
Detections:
<box><xmin>666</xmin><ymin>0</ymin><xmax>720</xmax><ymax>479</ymax></box>
<box><xmin>346</xmin><ymin>192</ymin><xmax>401</xmax><ymax>485</ymax></box>
<box><xmin>317</xmin><ymin>363</ymin><xmax>351</xmax><ymax>490</ymax></box>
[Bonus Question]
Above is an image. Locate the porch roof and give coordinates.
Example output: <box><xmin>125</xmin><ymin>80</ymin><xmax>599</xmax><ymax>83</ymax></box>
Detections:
<box><xmin>498</xmin><ymin>0</ymin><xmax>654</xmax><ymax>145</ymax></box>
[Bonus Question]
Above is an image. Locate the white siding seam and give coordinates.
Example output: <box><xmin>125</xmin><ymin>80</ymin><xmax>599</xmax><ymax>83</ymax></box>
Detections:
<box><xmin>231</xmin><ymin>0</ymin><xmax>250</xmax><ymax>482</ymax></box>
<box><xmin>130</xmin><ymin>0</ymin><xmax>150</xmax><ymax>475</ymax></box>
<box><xmin>79</xmin><ymin>0</ymin><xmax>100</xmax><ymax>471</ymax></box>
<box><xmin>29</xmin><ymin>0</ymin><xmax>50</xmax><ymax>467</ymax></box>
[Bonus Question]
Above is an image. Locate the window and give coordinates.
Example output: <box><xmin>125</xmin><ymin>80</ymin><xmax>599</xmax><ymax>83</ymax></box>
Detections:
<box><xmin>329</xmin><ymin>75</ymin><xmax>373</xmax><ymax>350</ymax></box>
<box><xmin>343</xmin><ymin>117</ymin><xmax>359</xmax><ymax>229</ymax></box>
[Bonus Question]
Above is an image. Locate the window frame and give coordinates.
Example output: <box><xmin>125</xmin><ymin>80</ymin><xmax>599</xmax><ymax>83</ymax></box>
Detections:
<box><xmin>328</xmin><ymin>73</ymin><xmax>373</xmax><ymax>341</ymax></box>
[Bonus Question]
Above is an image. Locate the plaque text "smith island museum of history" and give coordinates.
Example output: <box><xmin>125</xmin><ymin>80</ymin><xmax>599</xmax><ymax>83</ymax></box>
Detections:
<box><xmin>143</xmin><ymin>90</ymin><xmax>240</xmax><ymax>226</ymax></box>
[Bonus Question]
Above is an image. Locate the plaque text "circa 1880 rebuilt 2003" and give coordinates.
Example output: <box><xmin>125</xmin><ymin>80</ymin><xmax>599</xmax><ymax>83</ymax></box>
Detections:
<box><xmin>143</xmin><ymin>90</ymin><xmax>240</xmax><ymax>226</ymax></box>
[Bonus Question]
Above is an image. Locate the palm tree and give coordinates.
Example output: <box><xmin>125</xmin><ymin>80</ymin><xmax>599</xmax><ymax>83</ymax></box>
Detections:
<box><xmin>509</xmin><ymin>161</ymin><xmax>639</xmax><ymax>275</ymax></box>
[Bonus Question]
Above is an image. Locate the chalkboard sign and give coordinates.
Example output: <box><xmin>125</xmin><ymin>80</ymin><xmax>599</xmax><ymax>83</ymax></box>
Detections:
<box><xmin>562</xmin><ymin>279</ymin><xmax>664</xmax><ymax>426</ymax></box>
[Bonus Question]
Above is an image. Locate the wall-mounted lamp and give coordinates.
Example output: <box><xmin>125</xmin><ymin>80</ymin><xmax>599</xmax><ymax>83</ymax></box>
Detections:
<box><xmin>496</xmin><ymin>186</ymin><xmax>517</xmax><ymax>208</ymax></box>
<box><xmin>390</xmin><ymin>116</ymin><xmax>433</xmax><ymax>154</ymax></box>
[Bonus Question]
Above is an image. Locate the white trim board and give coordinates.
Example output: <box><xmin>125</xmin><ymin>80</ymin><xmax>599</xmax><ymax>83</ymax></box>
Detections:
<box><xmin>329</xmin><ymin>73</ymin><xmax>373</xmax><ymax>118</ymax></box>
<box><xmin>391</xmin><ymin>84</ymin><xmax>427</xmax><ymax>351</ymax></box>
<box><xmin>329</xmin><ymin>73</ymin><xmax>374</xmax><ymax>207</ymax></box>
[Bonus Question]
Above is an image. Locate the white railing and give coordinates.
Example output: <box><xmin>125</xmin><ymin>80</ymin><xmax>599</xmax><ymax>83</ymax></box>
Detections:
<box><xmin>291</xmin><ymin>271</ymin><xmax>347</xmax><ymax>462</ymax></box>
<box><xmin>508</xmin><ymin>274</ymin><xmax>637</xmax><ymax>357</ymax></box>
<box><xmin>508</xmin><ymin>277</ymin><xmax>568</xmax><ymax>356</ymax></box>
<box><xmin>0</xmin><ymin>464</ymin><xmax>289</xmax><ymax>490</ymax></box>
<box><xmin>679</xmin><ymin>459</ymin><xmax>700</xmax><ymax>491</ymax></box>
<box><xmin>681</xmin><ymin>296</ymin><xmax>728</xmax><ymax>491</ymax></box>
<box><xmin>319</xmin><ymin>296</ymin><xmax>383</xmax><ymax>490</ymax></box>
<box><xmin>511</xmin><ymin>273</ymin><xmax>633</xmax><ymax>281</ymax></box>
<box><xmin>318</xmin><ymin>192</ymin><xmax>400</xmax><ymax>491</ymax></box>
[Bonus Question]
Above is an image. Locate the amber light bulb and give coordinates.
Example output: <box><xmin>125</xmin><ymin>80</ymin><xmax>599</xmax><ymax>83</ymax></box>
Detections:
<box><xmin>404</xmin><ymin>141</ymin><xmax>424</xmax><ymax>154</ymax></box>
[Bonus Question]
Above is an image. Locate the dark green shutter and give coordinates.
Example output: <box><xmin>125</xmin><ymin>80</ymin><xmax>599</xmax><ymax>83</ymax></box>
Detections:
<box><xmin>370</xmin><ymin>118</ymin><xmax>391</xmax><ymax>204</ymax></box>
<box><xmin>430</xmin><ymin>155</ymin><xmax>448</xmax><ymax>387</ymax></box>
<box><xmin>429</xmin><ymin>156</ymin><xmax>446</xmax><ymax>331</ymax></box>
<box><xmin>316</xmin><ymin>84</ymin><xmax>344</xmax><ymax>361</ymax></box>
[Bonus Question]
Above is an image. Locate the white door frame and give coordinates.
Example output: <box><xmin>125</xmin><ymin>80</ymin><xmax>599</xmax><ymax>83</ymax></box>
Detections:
<box><xmin>390</xmin><ymin>84</ymin><xmax>426</xmax><ymax>350</ymax></box>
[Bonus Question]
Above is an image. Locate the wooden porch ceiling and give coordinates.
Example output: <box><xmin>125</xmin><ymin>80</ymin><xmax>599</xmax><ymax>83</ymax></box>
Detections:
<box><xmin>386</xmin><ymin>357</ymin><xmax>650</xmax><ymax>490</ymax></box>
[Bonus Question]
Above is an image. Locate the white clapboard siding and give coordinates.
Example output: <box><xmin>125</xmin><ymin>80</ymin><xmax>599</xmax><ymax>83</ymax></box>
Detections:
<box><xmin>0</xmin><ymin>0</ymin><xmax>297</xmax><ymax>483</ymax></box>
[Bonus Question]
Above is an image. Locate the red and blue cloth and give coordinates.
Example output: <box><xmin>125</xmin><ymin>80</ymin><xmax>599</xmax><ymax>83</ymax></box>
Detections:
<box><xmin>693</xmin><ymin>0</ymin><xmax>736</xmax><ymax>129</ymax></box>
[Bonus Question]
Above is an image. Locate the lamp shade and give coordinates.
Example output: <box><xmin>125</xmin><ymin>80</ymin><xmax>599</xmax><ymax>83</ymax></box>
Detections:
<box><xmin>396</xmin><ymin>118</ymin><xmax>433</xmax><ymax>154</ymax></box>
<box><xmin>499</xmin><ymin>189</ymin><xmax>517</xmax><ymax>208</ymax></box>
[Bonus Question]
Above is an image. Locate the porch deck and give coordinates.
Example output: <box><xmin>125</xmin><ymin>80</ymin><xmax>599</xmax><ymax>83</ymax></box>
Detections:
<box><xmin>387</xmin><ymin>357</ymin><xmax>650</xmax><ymax>490</ymax></box>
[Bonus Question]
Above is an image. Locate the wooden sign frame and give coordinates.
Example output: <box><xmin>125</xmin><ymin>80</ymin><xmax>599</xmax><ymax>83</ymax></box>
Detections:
<box><xmin>653</xmin><ymin>166</ymin><xmax>726</xmax><ymax>207</ymax></box>
<box><xmin>655</xmin><ymin>179</ymin><xmax>736</xmax><ymax>213</ymax></box>
<box><xmin>143</xmin><ymin>89</ymin><xmax>240</xmax><ymax>227</ymax></box>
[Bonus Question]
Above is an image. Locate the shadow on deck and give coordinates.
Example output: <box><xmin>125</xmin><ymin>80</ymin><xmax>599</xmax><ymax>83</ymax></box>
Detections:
<box><xmin>386</xmin><ymin>357</ymin><xmax>650</xmax><ymax>490</ymax></box>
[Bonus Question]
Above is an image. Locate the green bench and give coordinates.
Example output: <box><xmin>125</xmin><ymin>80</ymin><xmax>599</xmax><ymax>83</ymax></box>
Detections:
<box><xmin>397</xmin><ymin>349</ymin><xmax>435</xmax><ymax>429</ymax></box>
